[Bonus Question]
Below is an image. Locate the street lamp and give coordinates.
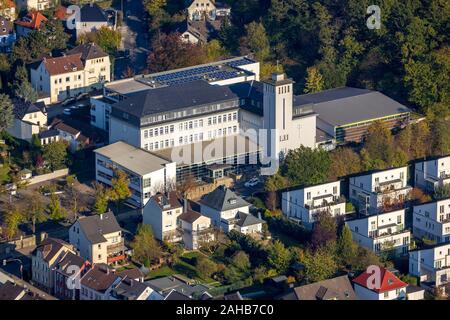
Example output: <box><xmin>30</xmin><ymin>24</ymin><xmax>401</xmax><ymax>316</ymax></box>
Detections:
<box><xmin>2</xmin><ymin>258</ymin><xmax>24</xmax><ymax>279</ymax></box>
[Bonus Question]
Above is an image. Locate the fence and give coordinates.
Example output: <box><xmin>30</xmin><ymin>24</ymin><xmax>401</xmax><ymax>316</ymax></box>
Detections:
<box><xmin>27</xmin><ymin>168</ymin><xmax>69</xmax><ymax>185</ymax></box>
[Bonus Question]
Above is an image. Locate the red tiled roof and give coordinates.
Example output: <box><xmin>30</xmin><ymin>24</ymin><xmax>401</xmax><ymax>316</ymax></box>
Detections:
<box><xmin>15</xmin><ymin>11</ymin><xmax>47</xmax><ymax>30</ymax></box>
<box><xmin>352</xmin><ymin>267</ymin><xmax>407</xmax><ymax>293</ymax></box>
<box><xmin>0</xmin><ymin>0</ymin><xmax>15</xmax><ymax>9</ymax></box>
<box><xmin>54</xmin><ymin>6</ymin><xmax>68</xmax><ymax>20</ymax></box>
<box><xmin>42</xmin><ymin>54</ymin><xmax>84</xmax><ymax>76</ymax></box>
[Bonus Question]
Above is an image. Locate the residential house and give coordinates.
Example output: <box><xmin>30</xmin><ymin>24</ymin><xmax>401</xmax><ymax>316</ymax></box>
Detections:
<box><xmin>75</xmin><ymin>3</ymin><xmax>111</xmax><ymax>39</ymax></box>
<box><xmin>0</xmin><ymin>15</ymin><xmax>16</xmax><ymax>52</ymax></box>
<box><xmin>178</xmin><ymin>209</ymin><xmax>214</xmax><ymax>250</ymax></box>
<box><xmin>349</xmin><ymin>166</ymin><xmax>412</xmax><ymax>214</ymax></box>
<box><xmin>279</xmin><ymin>275</ymin><xmax>357</xmax><ymax>300</ymax></box>
<box><xmin>0</xmin><ymin>0</ymin><xmax>15</xmax><ymax>21</ymax></box>
<box><xmin>143</xmin><ymin>191</ymin><xmax>183</xmax><ymax>242</ymax></box>
<box><xmin>14</xmin><ymin>10</ymin><xmax>47</xmax><ymax>37</ymax></box>
<box><xmin>16</xmin><ymin>0</ymin><xmax>54</xmax><ymax>12</ymax></box>
<box><xmin>146</xmin><ymin>275</ymin><xmax>212</xmax><ymax>299</ymax></box>
<box><xmin>346</xmin><ymin>209</ymin><xmax>411</xmax><ymax>255</ymax></box>
<box><xmin>69</xmin><ymin>212</ymin><xmax>125</xmax><ymax>265</ymax></box>
<box><xmin>108</xmin><ymin>277</ymin><xmax>164</xmax><ymax>301</ymax></box>
<box><xmin>352</xmin><ymin>267</ymin><xmax>410</xmax><ymax>300</ymax></box>
<box><xmin>7</xmin><ymin>99</ymin><xmax>47</xmax><ymax>142</ymax></box>
<box><xmin>177</xmin><ymin>20</ymin><xmax>207</xmax><ymax>44</ymax></box>
<box><xmin>414</xmin><ymin>155</ymin><xmax>450</xmax><ymax>192</ymax></box>
<box><xmin>281</xmin><ymin>180</ymin><xmax>346</xmax><ymax>229</ymax></box>
<box><xmin>409</xmin><ymin>242</ymin><xmax>450</xmax><ymax>293</ymax></box>
<box><xmin>0</xmin><ymin>281</ymin><xmax>43</xmax><ymax>300</ymax></box>
<box><xmin>30</xmin><ymin>42</ymin><xmax>110</xmax><ymax>103</ymax></box>
<box><xmin>79</xmin><ymin>264</ymin><xmax>120</xmax><ymax>300</ymax></box>
<box><xmin>38</xmin><ymin>128</ymin><xmax>60</xmax><ymax>145</ymax></box>
<box><xmin>413</xmin><ymin>198</ymin><xmax>450</xmax><ymax>244</ymax></box>
<box><xmin>94</xmin><ymin>141</ymin><xmax>177</xmax><ymax>208</ymax></box>
<box><xmin>53</xmin><ymin>252</ymin><xmax>91</xmax><ymax>300</ymax></box>
<box><xmin>187</xmin><ymin>0</ymin><xmax>230</xmax><ymax>21</ymax></box>
<box><xmin>199</xmin><ymin>185</ymin><xmax>264</xmax><ymax>234</ymax></box>
<box><xmin>31</xmin><ymin>237</ymin><xmax>76</xmax><ymax>294</ymax></box>
<box><xmin>49</xmin><ymin>118</ymin><xmax>89</xmax><ymax>152</ymax></box>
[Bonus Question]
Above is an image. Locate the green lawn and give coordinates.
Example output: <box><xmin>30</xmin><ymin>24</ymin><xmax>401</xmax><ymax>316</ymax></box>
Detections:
<box><xmin>270</xmin><ymin>229</ymin><xmax>306</xmax><ymax>248</ymax></box>
<box><xmin>147</xmin><ymin>265</ymin><xmax>174</xmax><ymax>279</ymax></box>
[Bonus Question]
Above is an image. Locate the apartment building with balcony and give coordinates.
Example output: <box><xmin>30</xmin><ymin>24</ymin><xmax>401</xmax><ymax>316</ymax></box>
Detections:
<box><xmin>413</xmin><ymin>198</ymin><xmax>450</xmax><ymax>244</ymax></box>
<box><xmin>30</xmin><ymin>42</ymin><xmax>110</xmax><ymax>103</ymax></box>
<box><xmin>142</xmin><ymin>192</ymin><xmax>184</xmax><ymax>242</ymax></box>
<box><xmin>94</xmin><ymin>141</ymin><xmax>177</xmax><ymax>207</ymax></box>
<box><xmin>414</xmin><ymin>155</ymin><xmax>450</xmax><ymax>192</ymax></box>
<box><xmin>281</xmin><ymin>181</ymin><xmax>346</xmax><ymax>229</ymax></box>
<box><xmin>178</xmin><ymin>209</ymin><xmax>214</xmax><ymax>250</ymax></box>
<box><xmin>199</xmin><ymin>185</ymin><xmax>264</xmax><ymax>234</ymax></box>
<box><xmin>16</xmin><ymin>0</ymin><xmax>54</xmax><ymax>11</ymax></box>
<box><xmin>349</xmin><ymin>166</ymin><xmax>412</xmax><ymax>214</ymax></box>
<box><xmin>409</xmin><ymin>242</ymin><xmax>450</xmax><ymax>293</ymax></box>
<box><xmin>346</xmin><ymin>209</ymin><xmax>411</xmax><ymax>255</ymax></box>
<box><xmin>69</xmin><ymin>212</ymin><xmax>125</xmax><ymax>265</ymax></box>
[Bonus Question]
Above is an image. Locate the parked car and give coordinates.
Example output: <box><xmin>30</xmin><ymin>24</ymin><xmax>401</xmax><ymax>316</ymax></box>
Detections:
<box><xmin>63</xmin><ymin>108</ymin><xmax>72</xmax><ymax>115</ymax></box>
<box><xmin>244</xmin><ymin>178</ymin><xmax>260</xmax><ymax>187</ymax></box>
<box><xmin>61</xmin><ymin>97</ymin><xmax>76</xmax><ymax>106</ymax></box>
<box><xmin>76</xmin><ymin>92</ymin><xmax>89</xmax><ymax>100</ymax></box>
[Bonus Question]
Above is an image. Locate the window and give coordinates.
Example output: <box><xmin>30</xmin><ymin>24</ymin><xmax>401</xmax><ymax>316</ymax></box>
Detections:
<box><xmin>144</xmin><ymin>130</ymin><xmax>148</xmax><ymax>138</ymax></box>
<box><xmin>307</xmin><ymin>192</ymin><xmax>311</xmax><ymax>200</ymax></box>
<box><xmin>384</xmin><ymin>292</ymin><xmax>389</xmax><ymax>298</ymax></box>
<box><xmin>170</xmin><ymin>125</ymin><xmax>174</xmax><ymax>133</ymax></box>
<box><xmin>149</xmin><ymin>129</ymin><xmax>153</xmax><ymax>137</ymax></box>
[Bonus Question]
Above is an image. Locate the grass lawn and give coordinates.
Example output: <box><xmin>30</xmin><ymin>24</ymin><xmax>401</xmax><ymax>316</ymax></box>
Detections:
<box><xmin>270</xmin><ymin>228</ymin><xmax>306</xmax><ymax>248</ymax></box>
<box><xmin>147</xmin><ymin>265</ymin><xmax>175</xmax><ymax>279</ymax></box>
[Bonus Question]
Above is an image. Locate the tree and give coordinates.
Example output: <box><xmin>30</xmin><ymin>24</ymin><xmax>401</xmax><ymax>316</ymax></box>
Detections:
<box><xmin>337</xmin><ymin>225</ymin><xmax>357</xmax><ymax>267</ymax></box>
<box><xmin>42</xmin><ymin>141</ymin><xmax>68</xmax><ymax>171</ymax></box>
<box><xmin>328</xmin><ymin>147</ymin><xmax>362</xmax><ymax>180</ymax></box>
<box><xmin>239</xmin><ymin>22</ymin><xmax>270</xmax><ymax>62</ymax></box>
<box><xmin>281</xmin><ymin>146</ymin><xmax>331</xmax><ymax>186</ymax></box>
<box><xmin>231</xmin><ymin>251</ymin><xmax>251</xmax><ymax>272</ymax></box>
<box><xmin>264</xmin><ymin>172</ymin><xmax>287</xmax><ymax>210</ymax></box>
<box><xmin>302</xmin><ymin>245</ymin><xmax>338</xmax><ymax>282</ymax></box>
<box><xmin>267</xmin><ymin>240</ymin><xmax>291</xmax><ymax>273</ymax></box>
<box><xmin>92</xmin><ymin>182</ymin><xmax>110</xmax><ymax>214</ymax></box>
<box><xmin>13</xmin><ymin>81</ymin><xmax>38</xmax><ymax>103</ymax></box>
<box><xmin>177</xmin><ymin>174</ymin><xmax>196</xmax><ymax>199</ymax></box>
<box><xmin>110</xmin><ymin>170</ymin><xmax>132</xmax><ymax>211</ymax></box>
<box><xmin>304</xmin><ymin>66</ymin><xmax>324</xmax><ymax>93</ymax></box>
<box><xmin>131</xmin><ymin>224</ymin><xmax>161</xmax><ymax>267</ymax></box>
<box><xmin>47</xmin><ymin>191</ymin><xmax>66</xmax><ymax>220</ymax></box>
<box><xmin>78</xmin><ymin>27</ymin><xmax>122</xmax><ymax>54</ymax></box>
<box><xmin>361</xmin><ymin>121</ymin><xmax>396</xmax><ymax>170</ymax></box>
<box><xmin>253</xmin><ymin>266</ymin><xmax>268</xmax><ymax>284</ymax></box>
<box><xmin>65</xmin><ymin>175</ymin><xmax>79</xmax><ymax>220</ymax></box>
<box><xmin>205</xmin><ymin>39</ymin><xmax>228</xmax><ymax>62</ymax></box>
<box><xmin>26</xmin><ymin>192</ymin><xmax>46</xmax><ymax>234</ymax></box>
<box><xmin>195</xmin><ymin>255</ymin><xmax>217</xmax><ymax>279</ymax></box>
<box><xmin>0</xmin><ymin>94</ymin><xmax>13</xmax><ymax>132</ymax></box>
<box><xmin>310</xmin><ymin>210</ymin><xmax>337</xmax><ymax>250</ymax></box>
<box><xmin>147</xmin><ymin>33</ymin><xmax>206</xmax><ymax>73</ymax></box>
<box><xmin>434</xmin><ymin>185</ymin><xmax>450</xmax><ymax>200</ymax></box>
<box><xmin>4</xmin><ymin>206</ymin><xmax>24</xmax><ymax>240</ymax></box>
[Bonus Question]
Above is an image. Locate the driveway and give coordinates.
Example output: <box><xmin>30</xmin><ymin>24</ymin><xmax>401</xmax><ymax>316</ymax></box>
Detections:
<box><xmin>114</xmin><ymin>0</ymin><xmax>150</xmax><ymax>78</ymax></box>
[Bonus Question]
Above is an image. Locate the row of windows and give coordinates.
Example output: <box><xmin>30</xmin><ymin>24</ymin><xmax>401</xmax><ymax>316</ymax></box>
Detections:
<box><xmin>53</xmin><ymin>74</ymin><xmax>82</xmax><ymax>84</ymax></box>
<box><xmin>143</xmin><ymin>125</ymin><xmax>175</xmax><ymax>138</ymax></box>
<box><xmin>208</xmin><ymin>112</ymin><xmax>237</xmax><ymax>126</ymax></box>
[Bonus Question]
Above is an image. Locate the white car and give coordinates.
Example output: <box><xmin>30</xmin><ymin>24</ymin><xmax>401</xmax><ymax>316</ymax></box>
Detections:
<box><xmin>63</xmin><ymin>108</ymin><xmax>71</xmax><ymax>115</ymax></box>
<box><xmin>244</xmin><ymin>178</ymin><xmax>260</xmax><ymax>187</ymax></box>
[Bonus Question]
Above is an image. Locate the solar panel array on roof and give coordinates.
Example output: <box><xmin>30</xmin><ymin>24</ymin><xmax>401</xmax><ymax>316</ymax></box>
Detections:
<box><xmin>226</xmin><ymin>57</ymin><xmax>254</xmax><ymax>68</ymax></box>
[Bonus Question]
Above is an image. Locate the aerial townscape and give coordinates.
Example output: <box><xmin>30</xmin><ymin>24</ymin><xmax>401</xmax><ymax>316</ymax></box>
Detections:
<box><xmin>0</xmin><ymin>0</ymin><xmax>449</xmax><ymax>306</ymax></box>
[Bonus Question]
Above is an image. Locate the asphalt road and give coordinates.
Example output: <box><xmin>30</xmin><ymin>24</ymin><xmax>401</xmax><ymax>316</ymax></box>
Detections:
<box><xmin>114</xmin><ymin>0</ymin><xmax>150</xmax><ymax>78</ymax></box>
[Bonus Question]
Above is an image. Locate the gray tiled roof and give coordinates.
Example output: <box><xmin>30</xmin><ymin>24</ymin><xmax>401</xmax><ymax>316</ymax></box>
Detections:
<box><xmin>200</xmin><ymin>186</ymin><xmax>249</xmax><ymax>212</ymax></box>
<box><xmin>66</xmin><ymin>42</ymin><xmax>108</xmax><ymax>63</ymax></box>
<box><xmin>80</xmin><ymin>3</ymin><xmax>107</xmax><ymax>22</ymax></box>
<box><xmin>77</xmin><ymin>212</ymin><xmax>121</xmax><ymax>244</ymax></box>
<box><xmin>235</xmin><ymin>211</ymin><xmax>264</xmax><ymax>227</ymax></box>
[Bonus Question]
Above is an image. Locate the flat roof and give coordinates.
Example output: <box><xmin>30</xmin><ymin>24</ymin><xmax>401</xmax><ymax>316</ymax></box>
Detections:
<box><xmin>94</xmin><ymin>141</ymin><xmax>171</xmax><ymax>175</ymax></box>
<box><xmin>153</xmin><ymin>134</ymin><xmax>260</xmax><ymax>166</ymax></box>
<box><xmin>294</xmin><ymin>87</ymin><xmax>411</xmax><ymax>127</ymax></box>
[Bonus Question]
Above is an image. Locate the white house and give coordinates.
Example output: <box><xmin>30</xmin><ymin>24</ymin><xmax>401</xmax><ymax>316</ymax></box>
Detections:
<box><xmin>178</xmin><ymin>209</ymin><xmax>214</xmax><ymax>250</ymax></box>
<box><xmin>69</xmin><ymin>212</ymin><xmax>125</xmax><ymax>265</ymax></box>
<box><xmin>281</xmin><ymin>180</ymin><xmax>346</xmax><ymax>229</ymax></box>
<box><xmin>187</xmin><ymin>0</ymin><xmax>230</xmax><ymax>21</ymax></box>
<box><xmin>16</xmin><ymin>0</ymin><xmax>54</xmax><ymax>11</ymax></box>
<box><xmin>414</xmin><ymin>155</ymin><xmax>450</xmax><ymax>192</ymax></box>
<box><xmin>94</xmin><ymin>141</ymin><xmax>177</xmax><ymax>208</ymax></box>
<box><xmin>30</xmin><ymin>42</ymin><xmax>110</xmax><ymax>103</ymax></box>
<box><xmin>349</xmin><ymin>166</ymin><xmax>412</xmax><ymax>214</ymax></box>
<box><xmin>346</xmin><ymin>209</ymin><xmax>411</xmax><ymax>255</ymax></box>
<box><xmin>409</xmin><ymin>242</ymin><xmax>450</xmax><ymax>292</ymax></box>
<box><xmin>76</xmin><ymin>3</ymin><xmax>113</xmax><ymax>39</ymax></box>
<box><xmin>352</xmin><ymin>267</ymin><xmax>409</xmax><ymax>300</ymax></box>
<box><xmin>413</xmin><ymin>198</ymin><xmax>450</xmax><ymax>244</ymax></box>
<box><xmin>199</xmin><ymin>185</ymin><xmax>264</xmax><ymax>234</ymax></box>
<box><xmin>7</xmin><ymin>99</ymin><xmax>47</xmax><ymax>142</ymax></box>
<box><xmin>49</xmin><ymin>119</ymin><xmax>89</xmax><ymax>152</ymax></box>
<box><xmin>142</xmin><ymin>192</ymin><xmax>183</xmax><ymax>242</ymax></box>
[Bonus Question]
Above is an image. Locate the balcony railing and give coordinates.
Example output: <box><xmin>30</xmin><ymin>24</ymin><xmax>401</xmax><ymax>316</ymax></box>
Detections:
<box><xmin>304</xmin><ymin>195</ymin><xmax>346</xmax><ymax>210</ymax></box>
<box><xmin>107</xmin><ymin>241</ymin><xmax>125</xmax><ymax>255</ymax></box>
<box><xmin>370</xmin><ymin>228</ymin><xmax>410</xmax><ymax>239</ymax></box>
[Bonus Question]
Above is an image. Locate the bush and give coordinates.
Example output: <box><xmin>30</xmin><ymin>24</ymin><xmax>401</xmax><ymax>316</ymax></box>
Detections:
<box><xmin>345</xmin><ymin>202</ymin><xmax>355</xmax><ymax>213</ymax></box>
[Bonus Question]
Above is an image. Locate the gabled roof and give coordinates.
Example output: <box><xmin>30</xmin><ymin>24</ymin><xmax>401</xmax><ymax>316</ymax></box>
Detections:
<box><xmin>14</xmin><ymin>11</ymin><xmax>47</xmax><ymax>30</ymax></box>
<box><xmin>164</xmin><ymin>289</ymin><xmax>192</xmax><ymax>300</ymax></box>
<box><xmin>178</xmin><ymin>209</ymin><xmax>204</xmax><ymax>224</ymax></box>
<box><xmin>0</xmin><ymin>281</ymin><xmax>25</xmax><ymax>300</ymax></box>
<box><xmin>199</xmin><ymin>185</ymin><xmax>249</xmax><ymax>212</ymax></box>
<box><xmin>281</xmin><ymin>275</ymin><xmax>357</xmax><ymax>300</ymax></box>
<box><xmin>235</xmin><ymin>211</ymin><xmax>264</xmax><ymax>227</ymax></box>
<box><xmin>110</xmin><ymin>277</ymin><xmax>150</xmax><ymax>300</ymax></box>
<box><xmin>76</xmin><ymin>211</ymin><xmax>121</xmax><ymax>244</ymax></box>
<box><xmin>12</xmin><ymin>98</ymin><xmax>46</xmax><ymax>120</ymax></box>
<box><xmin>52</xmin><ymin>120</ymin><xmax>81</xmax><ymax>136</ymax></box>
<box><xmin>150</xmin><ymin>192</ymin><xmax>183</xmax><ymax>211</ymax></box>
<box><xmin>38</xmin><ymin>129</ymin><xmax>59</xmax><ymax>139</ymax></box>
<box><xmin>80</xmin><ymin>265</ymin><xmax>120</xmax><ymax>293</ymax></box>
<box><xmin>56</xmin><ymin>251</ymin><xmax>89</xmax><ymax>275</ymax></box>
<box><xmin>80</xmin><ymin>3</ymin><xmax>108</xmax><ymax>23</ymax></box>
<box><xmin>31</xmin><ymin>237</ymin><xmax>73</xmax><ymax>263</ymax></box>
<box><xmin>352</xmin><ymin>267</ymin><xmax>407</xmax><ymax>293</ymax></box>
<box><xmin>66</xmin><ymin>42</ymin><xmax>108</xmax><ymax>63</ymax></box>
<box><xmin>39</xmin><ymin>54</ymin><xmax>84</xmax><ymax>76</ymax></box>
